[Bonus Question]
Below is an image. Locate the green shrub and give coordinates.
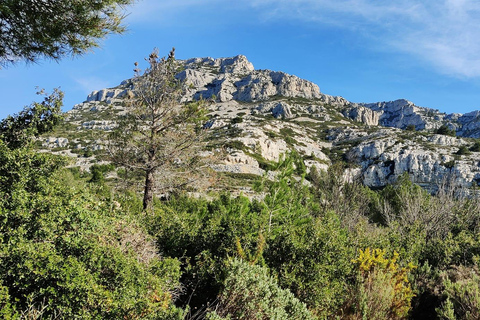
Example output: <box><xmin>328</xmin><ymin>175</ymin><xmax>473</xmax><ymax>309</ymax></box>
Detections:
<box><xmin>83</xmin><ymin>149</ymin><xmax>93</xmax><ymax>157</ymax></box>
<box><xmin>437</xmin><ymin>266</ymin><xmax>480</xmax><ymax>320</ymax></box>
<box><xmin>148</xmin><ymin>194</ymin><xmax>265</xmax><ymax>310</ymax></box>
<box><xmin>223</xmin><ymin>140</ymin><xmax>246</xmax><ymax>151</ymax></box>
<box><xmin>435</xmin><ymin>125</ymin><xmax>456</xmax><ymax>137</ymax></box>
<box><xmin>265</xmin><ymin>210</ymin><xmax>354</xmax><ymax>317</ymax></box>
<box><xmin>88</xmin><ymin>163</ymin><xmax>115</xmax><ymax>183</ymax></box>
<box><xmin>0</xmin><ymin>143</ymin><xmax>183</xmax><ymax>318</ymax></box>
<box><xmin>231</xmin><ymin>116</ymin><xmax>243</xmax><ymax>124</ymax></box>
<box><xmin>470</xmin><ymin>141</ymin><xmax>480</xmax><ymax>152</ymax></box>
<box><xmin>456</xmin><ymin>146</ymin><xmax>470</xmax><ymax>156</ymax></box>
<box><xmin>206</xmin><ymin>259</ymin><xmax>314</xmax><ymax>320</ymax></box>
<box><xmin>89</xmin><ymin>164</ymin><xmax>105</xmax><ymax>183</ymax></box>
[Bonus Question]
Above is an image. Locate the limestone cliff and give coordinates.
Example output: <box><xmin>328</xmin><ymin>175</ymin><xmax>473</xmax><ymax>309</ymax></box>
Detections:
<box><xmin>43</xmin><ymin>54</ymin><xmax>480</xmax><ymax>191</ymax></box>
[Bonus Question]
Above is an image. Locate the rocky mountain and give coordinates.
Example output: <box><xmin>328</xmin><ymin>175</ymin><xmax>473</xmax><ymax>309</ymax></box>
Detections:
<box><xmin>41</xmin><ymin>55</ymin><xmax>480</xmax><ymax>192</ymax></box>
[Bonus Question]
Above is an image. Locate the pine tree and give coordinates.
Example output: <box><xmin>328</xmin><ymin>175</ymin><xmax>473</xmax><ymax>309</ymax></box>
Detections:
<box><xmin>109</xmin><ymin>48</ymin><xmax>210</xmax><ymax>211</ymax></box>
<box><xmin>0</xmin><ymin>0</ymin><xmax>133</xmax><ymax>66</ymax></box>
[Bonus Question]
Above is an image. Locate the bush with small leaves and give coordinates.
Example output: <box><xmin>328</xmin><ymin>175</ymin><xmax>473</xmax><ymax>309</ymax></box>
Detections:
<box><xmin>345</xmin><ymin>248</ymin><xmax>416</xmax><ymax>319</ymax></box>
<box><xmin>435</xmin><ymin>125</ymin><xmax>456</xmax><ymax>137</ymax></box>
<box><xmin>206</xmin><ymin>259</ymin><xmax>314</xmax><ymax>320</ymax></box>
<box><xmin>0</xmin><ymin>144</ymin><xmax>184</xmax><ymax>318</ymax></box>
<box><xmin>456</xmin><ymin>146</ymin><xmax>470</xmax><ymax>156</ymax></box>
<box><xmin>469</xmin><ymin>141</ymin><xmax>480</xmax><ymax>152</ymax></box>
<box><xmin>437</xmin><ymin>265</ymin><xmax>480</xmax><ymax>320</ymax></box>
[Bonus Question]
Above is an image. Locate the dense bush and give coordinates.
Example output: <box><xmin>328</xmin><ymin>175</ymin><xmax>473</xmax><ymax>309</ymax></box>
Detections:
<box><xmin>0</xmin><ymin>141</ymin><xmax>183</xmax><ymax>318</ymax></box>
<box><xmin>437</xmin><ymin>266</ymin><xmax>480</xmax><ymax>320</ymax></box>
<box><xmin>206</xmin><ymin>259</ymin><xmax>314</xmax><ymax>320</ymax></box>
<box><xmin>4</xmin><ymin>117</ymin><xmax>480</xmax><ymax>319</ymax></box>
<box><xmin>435</xmin><ymin>125</ymin><xmax>456</xmax><ymax>137</ymax></box>
<box><xmin>265</xmin><ymin>210</ymin><xmax>354</xmax><ymax>317</ymax></box>
<box><xmin>346</xmin><ymin>248</ymin><xmax>416</xmax><ymax>319</ymax></box>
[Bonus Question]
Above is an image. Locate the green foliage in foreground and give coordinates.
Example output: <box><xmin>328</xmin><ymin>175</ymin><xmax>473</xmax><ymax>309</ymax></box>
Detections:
<box><xmin>0</xmin><ymin>140</ymin><xmax>183</xmax><ymax>319</ymax></box>
<box><xmin>0</xmin><ymin>89</ymin><xmax>63</xmax><ymax>149</ymax></box>
<box><xmin>4</xmin><ymin>123</ymin><xmax>480</xmax><ymax>319</ymax></box>
<box><xmin>206</xmin><ymin>259</ymin><xmax>314</xmax><ymax>320</ymax></box>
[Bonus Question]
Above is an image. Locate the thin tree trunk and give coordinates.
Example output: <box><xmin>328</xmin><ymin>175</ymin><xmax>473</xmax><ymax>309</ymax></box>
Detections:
<box><xmin>143</xmin><ymin>168</ymin><xmax>155</xmax><ymax>211</ymax></box>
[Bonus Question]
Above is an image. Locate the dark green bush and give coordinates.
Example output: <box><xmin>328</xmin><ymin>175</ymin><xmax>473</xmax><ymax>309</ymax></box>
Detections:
<box><xmin>456</xmin><ymin>145</ymin><xmax>470</xmax><ymax>155</ymax></box>
<box><xmin>470</xmin><ymin>141</ymin><xmax>480</xmax><ymax>152</ymax></box>
<box><xmin>406</xmin><ymin>124</ymin><xmax>416</xmax><ymax>131</ymax></box>
<box><xmin>435</xmin><ymin>125</ymin><xmax>456</xmax><ymax>137</ymax></box>
<box><xmin>0</xmin><ymin>142</ymin><xmax>183</xmax><ymax>318</ymax></box>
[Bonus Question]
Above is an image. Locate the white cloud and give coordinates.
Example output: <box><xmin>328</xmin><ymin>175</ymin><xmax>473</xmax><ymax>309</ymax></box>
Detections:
<box><xmin>123</xmin><ymin>0</ymin><xmax>480</xmax><ymax>78</ymax></box>
<box><xmin>247</xmin><ymin>0</ymin><xmax>480</xmax><ymax>78</ymax></box>
<box><xmin>74</xmin><ymin>76</ymin><xmax>112</xmax><ymax>95</ymax></box>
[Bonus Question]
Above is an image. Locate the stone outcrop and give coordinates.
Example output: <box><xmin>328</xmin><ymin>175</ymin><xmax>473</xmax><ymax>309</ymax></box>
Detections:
<box><xmin>457</xmin><ymin>111</ymin><xmax>480</xmax><ymax>138</ymax></box>
<box><xmin>346</xmin><ymin>135</ymin><xmax>480</xmax><ymax>189</ymax></box>
<box><xmin>42</xmin><ymin>137</ymin><xmax>69</xmax><ymax>148</ymax></box>
<box><xmin>360</xmin><ymin>99</ymin><xmax>440</xmax><ymax>130</ymax></box>
<box><xmin>60</xmin><ymin>54</ymin><xmax>480</xmax><ymax>191</ymax></box>
<box><xmin>342</xmin><ymin>105</ymin><xmax>380</xmax><ymax>126</ymax></box>
<box><xmin>86</xmin><ymin>88</ymin><xmax>130</xmax><ymax>104</ymax></box>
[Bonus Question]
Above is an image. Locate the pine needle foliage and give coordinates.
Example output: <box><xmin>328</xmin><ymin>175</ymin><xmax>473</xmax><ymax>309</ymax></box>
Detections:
<box><xmin>0</xmin><ymin>0</ymin><xmax>133</xmax><ymax>66</ymax></box>
<box><xmin>109</xmin><ymin>48</ymin><xmax>210</xmax><ymax>211</ymax></box>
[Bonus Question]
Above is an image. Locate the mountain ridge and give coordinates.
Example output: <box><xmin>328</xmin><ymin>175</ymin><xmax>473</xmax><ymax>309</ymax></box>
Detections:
<box><xmin>47</xmin><ymin>54</ymin><xmax>480</xmax><ymax>192</ymax></box>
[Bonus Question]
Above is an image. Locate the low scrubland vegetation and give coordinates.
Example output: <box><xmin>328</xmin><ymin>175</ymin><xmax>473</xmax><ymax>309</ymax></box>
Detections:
<box><xmin>2</xmin><ymin>92</ymin><xmax>480</xmax><ymax>319</ymax></box>
<box><xmin>3</xmin><ymin>138</ymin><xmax>480</xmax><ymax>319</ymax></box>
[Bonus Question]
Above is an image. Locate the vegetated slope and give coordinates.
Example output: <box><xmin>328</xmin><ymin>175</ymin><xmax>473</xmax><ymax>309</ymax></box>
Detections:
<box><xmin>10</xmin><ymin>54</ymin><xmax>480</xmax><ymax>319</ymax></box>
<box><xmin>41</xmin><ymin>54</ymin><xmax>480</xmax><ymax>192</ymax></box>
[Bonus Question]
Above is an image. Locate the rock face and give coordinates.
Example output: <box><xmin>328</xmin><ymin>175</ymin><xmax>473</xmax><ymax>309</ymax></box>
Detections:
<box><xmin>457</xmin><ymin>111</ymin><xmax>480</xmax><ymax>138</ymax></box>
<box><xmin>342</xmin><ymin>105</ymin><xmax>380</xmax><ymax>126</ymax></box>
<box><xmin>343</xmin><ymin>132</ymin><xmax>480</xmax><ymax>189</ymax></box>
<box><xmin>182</xmin><ymin>64</ymin><xmax>323</xmax><ymax>103</ymax></box>
<box><xmin>360</xmin><ymin>99</ymin><xmax>441</xmax><ymax>130</ymax></box>
<box><xmin>58</xmin><ymin>54</ymin><xmax>480</xmax><ymax>191</ymax></box>
<box><xmin>42</xmin><ymin>137</ymin><xmax>69</xmax><ymax>148</ymax></box>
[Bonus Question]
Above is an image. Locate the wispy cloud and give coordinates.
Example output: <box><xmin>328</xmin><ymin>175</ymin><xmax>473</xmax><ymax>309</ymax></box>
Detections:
<box><xmin>247</xmin><ymin>0</ymin><xmax>480</xmax><ymax>78</ymax></box>
<box><xmin>124</xmin><ymin>0</ymin><xmax>480</xmax><ymax>78</ymax></box>
<box><xmin>74</xmin><ymin>76</ymin><xmax>112</xmax><ymax>96</ymax></box>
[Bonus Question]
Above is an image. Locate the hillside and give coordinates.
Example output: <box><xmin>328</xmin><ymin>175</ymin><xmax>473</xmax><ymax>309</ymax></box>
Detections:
<box><xmin>41</xmin><ymin>54</ymin><xmax>480</xmax><ymax>192</ymax></box>
<box><xmin>6</xmin><ymin>53</ymin><xmax>480</xmax><ymax>319</ymax></box>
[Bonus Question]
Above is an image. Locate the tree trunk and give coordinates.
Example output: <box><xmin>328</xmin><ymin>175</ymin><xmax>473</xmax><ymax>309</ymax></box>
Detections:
<box><xmin>143</xmin><ymin>169</ymin><xmax>155</xmax><ymax>211</ymax></box>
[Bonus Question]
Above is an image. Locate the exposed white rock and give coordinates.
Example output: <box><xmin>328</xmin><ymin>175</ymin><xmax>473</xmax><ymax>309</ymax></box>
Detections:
<box><xmin>272</xmin><ymin>102</ymin><xmax>293</xmax><ymax>119</ymax></box>
<box><xmin>60</xmin><ymin>53</ymin><xmax>480</xmax><ymax>191</ymax></box>
<box><xmin>234</xmin><ymin>70</ymin><xmax>322</xmax><ymax>102</ymax></box>
<box><xmin>362</xmin><ymin>99</ymin><xmax>435</xmax><ymax>130</ymax></box>
<box><xmin>342</xmin><ymin>105</ymin><xmax>380</xmax><ymax>126</ymax></box>
<box><xmin>185</xmin><ymin>55</ymin><xmax>254</xmax><ymax>75</ymax></box>
<box><xmin>86</xmin><ymin>88</ymin><xmax>129</xmax><ymax>103</ymax></box>
<box><xmin>81</xmin><ymin>120</ymin><xmax>117</xmax><ymax>130</ymax></box>
<box><xmin>304</xmin><ymin>160</ymin><xmax>329</xmax><ymax>172</ymax></box>
<box><xmin>349</xmin><ymin>139</ymin><xmax>398</xmax><ymax>159</ymax></box>
<box><xmin>457</xmin><ymin>111</ymin><xmax>480</xmax><ymax>138</ymax></box>
<box><xmin>428</xmin><ymin>134</ymin><xmax>466</xmax><ymax>146</ymax></box>
<box><xmin>253</xmin><ymin>101</ymin><xmax>294</xmax><ymax>118</ymax></box>
<box><xmin>42</xmin><ymin>137</ymin><xmax>69</xmax><ymax>148</ymax></box>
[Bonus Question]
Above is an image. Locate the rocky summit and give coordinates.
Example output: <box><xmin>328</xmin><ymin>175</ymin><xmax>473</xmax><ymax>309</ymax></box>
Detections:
<box><xmin>44</xmin><ymin>55</ymin><xmax>480</xmax><ymax>192</ymax></box>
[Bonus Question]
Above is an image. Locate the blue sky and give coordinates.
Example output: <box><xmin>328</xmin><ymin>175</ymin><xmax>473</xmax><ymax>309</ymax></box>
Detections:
<box><xmin>3</xmin><ymin>0</ymin><xmax>480</xmax><ymax>120</ymax></box>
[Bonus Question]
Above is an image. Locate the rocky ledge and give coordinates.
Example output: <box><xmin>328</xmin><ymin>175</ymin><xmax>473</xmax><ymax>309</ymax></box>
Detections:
<box><xmin>53</xmin><ymin>54</ymin><xmax>480</xmax><ymax>191</ymax></box>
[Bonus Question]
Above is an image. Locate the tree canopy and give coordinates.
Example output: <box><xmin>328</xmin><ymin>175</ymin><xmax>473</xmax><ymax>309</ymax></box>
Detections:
<box><xmin>0</xmin><ymin>0</ymin><xmax>133</xmax><ymax>66</ymax></box>
<box><xmin>109</xmin><ymin>48</ymin><xmax>210</xmax><ymax>211</ymax></box>
<box><xmin>0</xmin><ymin>88</ymin><xmax>63</xmax><ymax>149</ymax></box>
